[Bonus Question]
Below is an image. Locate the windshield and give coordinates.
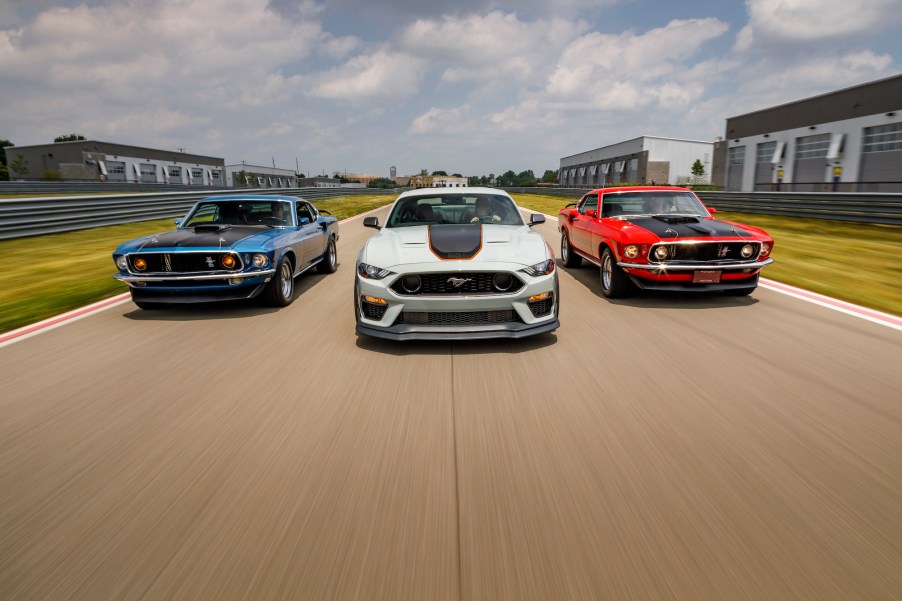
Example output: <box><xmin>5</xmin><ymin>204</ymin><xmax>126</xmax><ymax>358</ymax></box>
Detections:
<box><xmin>601</xmin><ymin>191</ymin><xmax>709</xmax><ymax>218</ymax></box>
<box><xmin>182</xmin><ymin>200</ymin><xmax>293</xmax><ymax>227</ymax></box>
<box><xmin>386</xmin><ymin>193</ymin><xmax>524</xmax><ymax>227</ymax></box>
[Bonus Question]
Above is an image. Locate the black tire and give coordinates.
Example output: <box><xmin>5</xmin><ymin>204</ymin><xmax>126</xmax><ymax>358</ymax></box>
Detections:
<box><xmin>724</xmin><ymin>286</ymin><xmax>755</xmax><ymax>296</ymax></box>
<box><xmin>263</xmin><ymin>256</ymin><xmax>295</xmax><ymax>307</ymax></box>
<box><xmin>560</xmin><ymin>231</ymin><xmax>582</xmax><ymax>268</ymax></box>
<box><xmin>600</xmin><ymin>248</ymin><xmax>633</xmax><ymax>298</ymax></box>
<box><xmin>353</xmin><ymin>280</ymin><xmax>361</xmax><ymax>324</ymax></box>
<box><xmin>317</xmin><ymin>237</ymin><xmax>338</xmax><ymax>274</ymax></box>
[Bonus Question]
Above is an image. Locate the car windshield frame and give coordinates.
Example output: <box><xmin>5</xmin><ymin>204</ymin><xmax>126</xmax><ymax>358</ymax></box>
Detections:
<box><xmin>181</xmin><ymin>199</ymin><xmax>295</xmax><ymax>228</ymax></box>
<box><xmin>601</xmin><ymin>191</ymin><xmax>709</xmax><ymax>218</ymax></box>
<box><xmin>385</xmin><ymin>193</ymin><xmax>524</xmax><ymax>228</ymax></box>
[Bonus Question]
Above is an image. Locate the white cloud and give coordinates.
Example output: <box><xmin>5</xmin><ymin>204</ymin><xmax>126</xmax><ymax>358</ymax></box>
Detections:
<box><xmin>735</xmin><ymin>0</ymin><xmax>902</xmax><ymax>51</ymax></box>
<box><xmin>306</xmin><ymin>50</ymin><xmax>427</xmax><ymax>100</ymax></box>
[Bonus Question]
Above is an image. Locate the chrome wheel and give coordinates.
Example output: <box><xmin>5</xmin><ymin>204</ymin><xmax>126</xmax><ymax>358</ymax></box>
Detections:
<box><xmin>602</xmin><ymin>253</ymin><xmax>612</xmax><ymax>290</ymax></box>
<box><xmin>561</xmin><ymin>235</ymin><xmax>569</xmax><ymax>262</ymax></box>
<box><xmin>328</xmin><ymin>239</ymin><xmax>337</xmax><ymax>268</ymax></box>
<box><xmin>279</xmin><ymin>261</ymin><xmax>293</xmax><ymax>300</ymax></box>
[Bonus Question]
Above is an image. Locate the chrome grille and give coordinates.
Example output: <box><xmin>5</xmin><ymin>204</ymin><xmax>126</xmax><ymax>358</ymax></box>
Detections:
<box><xmin>128</xmin><ymin>252</ymin><xmax>242</xmax><ymax>273</ymax></box>
<box><xmin>650</xmin><ymin>242</ymin><xmax>760</xmax><ymax>263</ymax></box>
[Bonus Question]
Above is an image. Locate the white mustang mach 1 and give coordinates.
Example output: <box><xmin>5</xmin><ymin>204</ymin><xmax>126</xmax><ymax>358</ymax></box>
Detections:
<box><xmin>355</xmin><ymin>188</ymin><xmax>560</xmax><ymax>341</ymax></box>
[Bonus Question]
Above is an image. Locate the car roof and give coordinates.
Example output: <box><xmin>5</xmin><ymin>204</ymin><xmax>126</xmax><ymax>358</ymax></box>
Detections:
<box><xmin>396</xmin><ymin>187</ymin><xmax>513</xmax><ymax>200</ymax></box>
<box><xmin>589</xmin><ymin>186</ymin><xmax>692</xmax><ymax>194</ymax></box>
<box><xmin>198</xmin><ymin>195</ymin><xmax>302</xmax><ymax>202</ymax></box>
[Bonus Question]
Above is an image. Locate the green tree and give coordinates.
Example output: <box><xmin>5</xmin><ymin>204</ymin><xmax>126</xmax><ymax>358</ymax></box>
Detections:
<box><xmin>367</xmin><ymin>177</ymin><xmax>397</xmax><ymax>189</ymax></box>
<box><xmin>9</xmin><ymin>153</ymin><xmax>29</xmax><ymax>177</ymax></box>
<box><xmin>515</xmin><ymin>169</ymin><xmax>536</xmax><ymax>186</ymax></box>
<box><xmin>431</xmin><ymin>170</ymin><xmax>448</xmax><ymax>176</ymax></box>
<box><xmin>452</xmin><ymin>173</ymin><xmax>462</xmax><ymax>178</ymax></box>
<box><xmin>691</xmin><ymin>159</ymin><xmax>705</xmax><ymax>177</ymax></box>
<box><xmin>54</xmin><ymin>133</ymin><xmax>87</xmax><ymax>143</ymax></box>
<box><xmin>541</xmin><ymin>169</ymin><xmax>558</xmax><ymax>183</ymax></box>
<box><xmin>419</xmin><ymin>168</ymin><xmax>429</xmax><ymax>176</ymax></box>
<box><xmin>0</xmin><ymin>138</ymin><xmax>12</xmax><ymax>181</ymax></box>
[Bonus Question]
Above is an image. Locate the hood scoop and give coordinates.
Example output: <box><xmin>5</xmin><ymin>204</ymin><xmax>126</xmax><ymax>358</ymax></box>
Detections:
<box><xmin>429</xmin><ymin>224</ymin><xmax>482</xmax><ymax>260</ymax></box>
<box><xmin>653</xmin><ymin>215</ymin><xmax>700</xmax><ymax>224</ymax></box>
<box><xmin>193</xmin><ymin>223</ymin><xmax>232</xmax><ymax>233</ymax></box>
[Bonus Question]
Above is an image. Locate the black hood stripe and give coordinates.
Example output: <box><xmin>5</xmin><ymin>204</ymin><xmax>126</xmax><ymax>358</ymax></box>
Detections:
<box><xmin>623</xmin><ymin>217</ymin><xmax>749</xmax><ymax>239</ymax></box>
<box><xmin>135</xmin><ymin>226</ymin><xmax>264</xmax><ymax>250</ymax></box>
<box><xmin>428</xmin><ymin>224</ymin><xmax>483</xmax><ymax>260</ymax></box>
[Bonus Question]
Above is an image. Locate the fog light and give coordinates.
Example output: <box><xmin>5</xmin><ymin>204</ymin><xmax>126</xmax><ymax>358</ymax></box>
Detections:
<box><xmin>401</xmin><ymin>275</ymin><xmax>421</xmax><ymax>293</ymax></box>
<box><xmin>134</xmin><ymin>257</ymin><xmax>147</xmax><ymax>271</ymax></box>
<box><xmin>653</xmin><ymin>246</ymin><xmax>669</xmax><ymax>261</ymax></box>
<box><xmin>229</xmin><ymin>278</ymin><xmax>242</xmax><ymax>285</ymax></box>
<box><xmin>624</xmin><ymin>245</ymin><xmax>639</xmax><ymax>259</ymax></box>
<box><xmin>363</xmin><ymin>295</ymin><xmax>387</xmax><ymax>305</ymax></box>
<box><xmin>493</xmin><ymin>273</ymin><xmax>514</xmax><ymax>291</ymax></box>
<box><xmin>221</xmin><ymin>254</ymin><xmax>237</xmax><ymax>269</ymax></box>
<box><xmin>740</xmin><ymin>244</ymin><xmax>755</xmax><ymax>258</ymax></box>
<box><xmin>528</xmin><ymin>292</ymin><xmax>551</xmax><ymax>302</ymax></box>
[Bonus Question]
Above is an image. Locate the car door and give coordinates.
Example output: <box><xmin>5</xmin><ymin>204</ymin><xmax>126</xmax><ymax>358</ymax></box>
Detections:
<box><xmin>571</xmin><ymin>193</ymin><xmax>598</xmax><ymax>257</ymax></box>
<box><xmin>296</xmin><ymin>201</ymin><xmax>324</xmax><ymax>266</ymax></box>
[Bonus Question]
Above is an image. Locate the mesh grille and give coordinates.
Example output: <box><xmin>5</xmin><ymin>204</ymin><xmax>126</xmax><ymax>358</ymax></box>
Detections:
<box><xmin>129</xmin><ymin>252</ymin><xmax>242</xmax><ymax>273</ymax></box>
<box><xmin>651</xmin><ymin>242</ymin><xmax>759</xmax><ymax>263</ymax></box>
<box><xmin>362</xmin><ymin>301</ymin><xmax>388</xmax><ymax>320</ymax></box>
<box><xmin>390</xmin><ymin>272</ymin><xmax>523</xmax><ymax>296</ymax></box>
<box><xmin>396</xmin><ymin>310</ymin><xmax>521</xmax><ymax>325</ymax></box>
<box><xmin>528</xmin><ymin>295</ymin><xmax>554</xmax><ymax>317</ymax></box>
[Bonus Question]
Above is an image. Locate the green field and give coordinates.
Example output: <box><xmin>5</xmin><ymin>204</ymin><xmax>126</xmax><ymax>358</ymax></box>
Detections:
<box><xmin>512</xmin><ymin>193</ymin><xmax>902</xmax><ymax>317</ymax></box>
<box><xmin>0</xmin><ymin>194</ymin><xmax>395</xmax><ymax>334</ymax></box>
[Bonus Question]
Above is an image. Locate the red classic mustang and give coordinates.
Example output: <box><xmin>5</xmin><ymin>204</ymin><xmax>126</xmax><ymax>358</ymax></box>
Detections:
<box><xmin>558</xmin><ymin>186</ymin><xmax>773</xmax><ymax>298</ymax></box>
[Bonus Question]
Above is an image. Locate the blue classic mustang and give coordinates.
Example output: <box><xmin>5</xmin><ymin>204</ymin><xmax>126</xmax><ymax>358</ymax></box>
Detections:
<box><xmin>113</xmin><ymin>195</ymin><xmax>339</xmax><ymax>308</ymax></box>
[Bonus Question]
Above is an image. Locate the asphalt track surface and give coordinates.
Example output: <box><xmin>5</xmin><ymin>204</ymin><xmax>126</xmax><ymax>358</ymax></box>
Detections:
<box><xmin>2</xmin><ymin>206</ymin><xmax>901</xmax><ymax>600</ymax></box>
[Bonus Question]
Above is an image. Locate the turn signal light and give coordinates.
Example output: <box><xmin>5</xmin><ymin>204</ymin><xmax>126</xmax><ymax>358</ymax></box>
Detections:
<box><xmin>528</xmin><ymin>292</ymin><xmax>551</xmax><ymax>302</ymax></box>
<box><xmin>363</xmin><ymin>295</ymin><xmax>387</xmax><ymax>305</ymax></box>
<box><xmin>221</xmin><ymin>254</ymin><xmax>237</xmax><ymax>269</ymax></box>
<box><xmin>134</xmin><ymin>257</ymin><xmax>147</xmax><ymax>271</ymax></box>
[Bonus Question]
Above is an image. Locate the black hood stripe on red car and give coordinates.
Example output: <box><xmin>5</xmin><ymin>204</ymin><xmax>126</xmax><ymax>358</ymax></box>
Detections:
<box><xmin>428</xmin><ymin>224</ymin><xmax>483</xmax><ymax>260</ymax></box>
<box><xmin>623</xmin><ymin>217</ymin><xmax>750</xmax><ymax>239</ymax></box>
<box><xmin>136</xmin><ymin>226</ymin><xmax>263</xmax><ymax>250</ymax></box>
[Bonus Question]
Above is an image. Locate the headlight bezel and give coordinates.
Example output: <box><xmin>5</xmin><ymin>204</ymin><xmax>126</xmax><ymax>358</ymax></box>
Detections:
<box><xmin>623</xmin><ymin>244</ymin><xmax>639</xmax><ymax>259</ymax></box>
<box><xmin>252</xmin><ymin>253</ymin><xmax>270</xmax><ymax>269</ymax></box>
<box><xmin>521</xmin><ymin>258</ymin><xmax>555</xmax><ymax>277</ymax></box>
<box><xmin>357</xmin><ymin>262</ymin><xmax>394</xmax><ymax>280</ymax></box>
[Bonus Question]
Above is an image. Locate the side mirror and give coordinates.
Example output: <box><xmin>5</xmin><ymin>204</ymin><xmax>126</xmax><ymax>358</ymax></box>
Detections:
<box><xmin>320</xmin><ymin>209</ymin><xmax>332</xmax><ymax>216</ymax></box>
<box><xmin>363</xmin><ymin>216</ymin><xmax>380</xmax><ymax>230</ymax></box>
<box><xmin>174</xmin><ymin>219</ymin><xmax>182</xmax><ymax>226</ymax></box>
<box><xmin>565</xmin><ymin>202</ymin><xmax>577</xmax><ymax>208</ymax></box>
<box><xmin>708</xmin><ymin>207</ymin><xmax>717</xmax><ymax>214</ymax></box>
<box><xmin>585</xmin><ymin>209</ymin><xmax>597</xmax><ymax>218</ymax></box>
<box><xmin>528</xmin><ymin>213</ymin><xmax>546</xmax><ymax>227</ymax></box>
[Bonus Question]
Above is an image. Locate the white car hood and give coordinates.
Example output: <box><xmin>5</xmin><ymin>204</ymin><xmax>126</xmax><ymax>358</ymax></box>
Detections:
<box><xmin>362</xmin><ymin>224</ymin><xmax>548</xmax><ymax>269</ymax></box>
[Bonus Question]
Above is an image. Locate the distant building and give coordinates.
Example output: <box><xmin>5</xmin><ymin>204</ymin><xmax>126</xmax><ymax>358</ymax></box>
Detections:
<box><xmin>401</xmin><ymin>174</ymin><xmax>468</xmax><ymax>188</ymax></box>
<box><xmin>225</xmin><ymin>164</ymin><xmax>297</xmax><ymax>188</ymax></box>
<box><xmin>4</xmin><ymin>140</ymin><xmax>224</xmax><ymax>185</ymax></box>
<box><xmin>390</xmin><ymin>166</ymin><xmax>397</xmax><ymax>179</ymax></box>
<box><xmin>297</xmin><ymin>176</ymin><xmax>340</xmax><ymax>188</ymax></box>
<box><xmin>713</xmin><ymin>74</ymin><xmax>902</xmax><ymax>192</ymax></box>
<box><xmin>559</xmin><ymin>136</ymin><xmax>713</xmax><ymax>188</ymax></box>
<box><xmin>341</xmin><ymin>173</ymin><xmax>382</xmax><ymax>186</ymax></box>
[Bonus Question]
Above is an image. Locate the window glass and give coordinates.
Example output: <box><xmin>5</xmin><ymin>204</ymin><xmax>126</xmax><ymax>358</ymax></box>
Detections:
<box><xmin>794</xmin><ymin>134</ymin><xmax>831</xmax><ymax>159</ymax></box>
<box><xmin>756</xmin><ymin>141</ymin><xmax>777</xmax><ymax>163</ymax></box>
<box><xmin>863</xmin><ymin>123</ymin><xmax>902</xmax><ymax>153</ymax></box>
<box><xmin>386</xmin><ymin>194</ymin><xmax>523</xmax><ymax>227</ymax></box>
<box><xmin>578</xmin><ymin>194</ymin><xmax>598</xmax><ymax>214</ymax></box>
<box><xmin>601</xmin><ymin>191</ymin><xmax>708</xmax><ymax>217</ymax></box>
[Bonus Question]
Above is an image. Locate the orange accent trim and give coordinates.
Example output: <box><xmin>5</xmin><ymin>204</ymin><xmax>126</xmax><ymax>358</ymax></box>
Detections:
<box><xmin>427</xmin><ymin>225</ymin><xmax>483</xmax><ymax>261</ymax></box>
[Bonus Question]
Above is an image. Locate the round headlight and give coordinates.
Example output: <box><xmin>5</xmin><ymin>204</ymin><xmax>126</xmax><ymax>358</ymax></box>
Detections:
<box><xmin>740</xmin><ymin>244</ymin><xmax>755</xmax><ymax>258</ymax></box>
<box><xmin>252</xmin><ymin>254</ymin><xmax>269</xmax><ymax>268</ymax></box>
<box><xmin>221</xmin><ymin>254</ymin><xmax>237</xmax><ymax>269</ymax></box>
<box><xmin>653</xmin><ymin>246</ymin><xmax>669</xmax><ymax>261</ymax></box>
<box><xmin>492</xmin><ymin>273</ymin><xmax>514</xmax><ymax>291</ymax></box>
<box><xmin>759</xmin><ymin>243</ymin><xmax>771</xmax><ymax>257</ymax></box>
<box><xmin>401</xmin><ymin>275</ymin><xmax>422</xmax><ymax>293</ymax></box>
<box><xmin>116</xmin><ymin>256</ymin><xmax>128</xmax><ymax>270</ymax></box>
<box><xmin>623</xmin><ymin>245</ymin><xmax>639</xmax><ymax>259</ymax></box>
<box><xmin>133</xmin><ymin>257</ymin><xmax>147</xmax><ymax>271</ymax></box>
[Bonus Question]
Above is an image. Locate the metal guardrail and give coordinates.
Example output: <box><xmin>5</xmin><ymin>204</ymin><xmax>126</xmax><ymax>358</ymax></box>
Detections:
<box><xmin>0</xmin><ymin>187</ymin><xmax>398</xmax><ymax>240</ymax></box>
<box><xmin>503</xmin><ymin>187</ymin><xmax>902</xmax><ymax>226</ymax></box>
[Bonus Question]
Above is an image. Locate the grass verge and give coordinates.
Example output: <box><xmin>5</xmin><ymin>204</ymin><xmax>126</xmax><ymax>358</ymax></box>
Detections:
<box><xmin>512</xmin><ymin>193</ymin><xmax>902</xmax><ymax>317</ymax></box>
<box><xmin>0</xmin><ymin>194</ymin><xmax>395</xmax><ymax>334</ymax></box>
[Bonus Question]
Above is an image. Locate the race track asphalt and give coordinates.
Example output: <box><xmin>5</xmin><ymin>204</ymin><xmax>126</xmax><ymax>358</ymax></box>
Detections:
<box><xmin>1</xmin><ymin>206</ymin><xmax>901</xmax><ymax>600</ymax></box>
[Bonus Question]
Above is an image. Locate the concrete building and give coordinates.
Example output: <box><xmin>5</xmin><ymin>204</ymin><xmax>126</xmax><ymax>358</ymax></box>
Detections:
<box><xmin>225</xmin><ymin>164</ymin><xmax>297</xmax><ymax>188</ymax></box>
<box><xmin>713</xmin><ymin>74</ymin><xmax>902</xmax><ymax>192</ymax></box>
<box><xmin>297</xmin><ymin>176</ymin><xmax>340</xmax><ymax>188</ymax></box>
<box><xmin>559</xmin><ymin>136</ymin><xmax>713</xmax><ymax>188</ymax></box>
<box><xmin>4</xmin><ymin>140</ymin><xmax>225</xmax><ymax>185</ymax></box>
<box><xmin>400</xmin><ymin>174</ymin><xmax>468</xmax><ymax>188</ymax></box>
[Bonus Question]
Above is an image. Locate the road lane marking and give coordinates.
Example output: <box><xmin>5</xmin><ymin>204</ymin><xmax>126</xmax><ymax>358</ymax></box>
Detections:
<box><xmin>1</xmin><ymin>203</ymin><xmax>395</xmax><ymax>348</ymax></box>
<box><xmin>518</xmin><ymin>205</ymin><xmax>901</xmax><ymax>332</ymax></box>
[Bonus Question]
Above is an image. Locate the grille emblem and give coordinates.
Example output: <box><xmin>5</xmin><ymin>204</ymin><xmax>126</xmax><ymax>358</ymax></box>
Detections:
<box><xmin>205</xmin><ymin>256</ymin><xmax>215</xmax><ymax>268</ymax></box>
<box><xmin>163</xmin><ymin>253</ymin><xmax>172</xmax><ymax>272</ymax></box>
<box><xmin>447</xmin><ymin>277</ymin><xmax>472</xmax><ymax>288</ymax></box>
<box><xmin>718</xmin><ymin>246</ymin><xmax>730</xmax><ymax>257</ymax></box>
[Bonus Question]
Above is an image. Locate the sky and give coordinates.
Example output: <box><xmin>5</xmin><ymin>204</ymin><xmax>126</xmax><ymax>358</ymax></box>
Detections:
<box><xmin>0</xmin><ymin>0</ymin><xmax>899</xmax><ymax>178</ymax></box>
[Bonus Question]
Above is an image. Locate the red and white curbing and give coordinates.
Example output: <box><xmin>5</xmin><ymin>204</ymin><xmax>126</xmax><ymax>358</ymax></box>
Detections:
<box><xmin>519</xmin><ymin>205</ymin><xmax>902</xmax><ymax>333</ymax></box>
